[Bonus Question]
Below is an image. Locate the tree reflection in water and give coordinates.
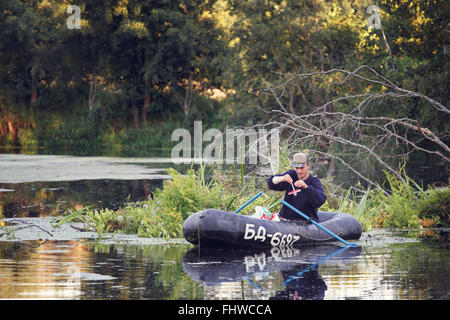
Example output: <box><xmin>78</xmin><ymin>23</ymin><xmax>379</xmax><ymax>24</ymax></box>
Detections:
<box><xmin>0</xmin><ymin>234</ymin><xmax>449</xmax><ymax>299</ymax></box>
<box><xmin>0</xmin><ymin>179</ymin><xmax>160</xmax><ymax>218</ymax></box>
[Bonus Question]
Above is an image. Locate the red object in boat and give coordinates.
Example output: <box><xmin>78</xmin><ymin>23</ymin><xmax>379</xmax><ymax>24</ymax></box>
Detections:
<box><xmin>288</xmin><ymin>189</ymin><xmax>302</xmax><ymax>195</ymax></box>
<box><xmin>260</xmin><ymin>213</ymin><xmax>277</xmax><ymax>221</ymax></box>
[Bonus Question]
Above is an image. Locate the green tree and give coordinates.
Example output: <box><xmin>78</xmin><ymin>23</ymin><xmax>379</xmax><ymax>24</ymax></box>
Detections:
<box><xmin>108</xmin><ymin>0</ymin><xmax>228</xmax><ymax>128</ymax></box>
<box><xmin>0</xmin><ymin>0</ymin><xmax>68</xmax><ymax>144</ymax></box>
<box><xmin>225</xmin><ymin>0</ymin><xmax>368</xmax><ymax>125</ymax></box>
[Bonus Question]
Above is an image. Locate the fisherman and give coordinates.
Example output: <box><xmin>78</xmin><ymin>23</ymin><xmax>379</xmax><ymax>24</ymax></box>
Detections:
<box><xmin>268</xmin><ymin>152</ymin><xmax>326</xmax><ymax>222</ymax></box>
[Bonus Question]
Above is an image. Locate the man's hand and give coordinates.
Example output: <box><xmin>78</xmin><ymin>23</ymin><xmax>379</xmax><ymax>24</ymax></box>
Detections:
<box><xmin>294</xmin><ymin>180</ymin><xmax>308</xmax><ymax>189</ymax></box>
<box><xmin>272</xmin><ymin>174</ymin><xmax>293</xmax><ymax>185</ymax></box>
<box><xmin>283</xmin><ymin>174</ymin><xmax>293</xmax><ymax>184</ymax></box>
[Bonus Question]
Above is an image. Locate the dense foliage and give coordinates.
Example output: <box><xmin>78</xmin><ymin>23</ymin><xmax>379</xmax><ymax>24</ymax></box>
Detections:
<box><xmin>0</xmin><ymin>1</ymin><xmax>447</xmax><ymax>154</ymax></box>
<box><xmin>0</xmin><ymin>0</ymin><xmax>228</xmax><ymax>151</ymax></box>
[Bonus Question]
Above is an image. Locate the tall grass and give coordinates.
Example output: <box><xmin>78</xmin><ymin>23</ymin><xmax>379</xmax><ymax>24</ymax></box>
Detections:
<box><xmin>325</xmin><ymin>170</ymin><xmax>450</xmax><ymax>231</ymax></box>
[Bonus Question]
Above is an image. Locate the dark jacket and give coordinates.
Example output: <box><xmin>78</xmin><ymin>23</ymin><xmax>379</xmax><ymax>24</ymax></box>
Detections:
<box><xmin>267</xmin><ymin>170</ymin><xmax>326</xmax><ymax>222</ymax></box>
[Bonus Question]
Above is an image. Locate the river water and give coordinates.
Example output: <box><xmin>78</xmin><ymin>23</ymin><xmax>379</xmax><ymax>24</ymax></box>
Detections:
<box><xmin>0</xmin><ymin>154</ymin><xmax>449</xmax><ymax>300</ymax></box>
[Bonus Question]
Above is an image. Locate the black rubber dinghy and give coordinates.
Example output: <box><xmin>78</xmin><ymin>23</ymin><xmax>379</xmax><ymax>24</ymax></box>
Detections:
<box><xmin>182</xmin><ymin>209</ymin><xmax>362</xmax><ymax>248</ymax></box>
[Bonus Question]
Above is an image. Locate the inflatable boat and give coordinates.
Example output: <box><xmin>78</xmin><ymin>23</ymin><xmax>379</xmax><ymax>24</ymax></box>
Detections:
<box><xmin>182</xmin><ymin>209</ymin><xmax>362</xmax><ymax>248</ymax></box>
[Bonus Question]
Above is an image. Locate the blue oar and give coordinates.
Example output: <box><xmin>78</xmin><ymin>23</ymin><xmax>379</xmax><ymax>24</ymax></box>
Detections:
<box><xmin>234</xmin><ymin>192</ymin><xmax>263</xmax><ymax>213</ymax></box>
<box><xmin>281</xmin><ymin>200</ymin><xmax>358</xmax><ymax>247</ymax></box>
<box><xmin>283</xmin><ymin>245</ymin><xmax>353</xmax><ymax>286</ymax></box>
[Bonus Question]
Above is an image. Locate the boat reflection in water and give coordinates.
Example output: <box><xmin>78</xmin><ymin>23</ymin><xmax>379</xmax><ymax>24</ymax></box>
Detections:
<box><xmin>182</xmin><ymin>244</ymin><xmax>362</xmax><ymax>300</ymax></box>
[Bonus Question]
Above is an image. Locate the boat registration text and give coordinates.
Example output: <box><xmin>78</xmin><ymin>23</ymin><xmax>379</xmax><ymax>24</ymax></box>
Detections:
<box><xmin>243</xmin><ymin>223</ymin><xmax>300</xmax><ymax>246</ymax></box>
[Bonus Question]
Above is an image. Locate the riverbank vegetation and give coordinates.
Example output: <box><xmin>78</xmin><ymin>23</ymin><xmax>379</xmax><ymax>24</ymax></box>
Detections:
<box><xmin>54</xmin><ymin>165</ymin><xmax>449</xmax><ymax>238</ymax></box>
<box><xmin>55</xmin><ymin>165</ymin><xmax>271</xmax><ymax>237</ymax></box>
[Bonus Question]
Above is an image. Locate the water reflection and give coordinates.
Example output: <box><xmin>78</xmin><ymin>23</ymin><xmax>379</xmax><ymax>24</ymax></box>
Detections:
<box><xmin>0</xmin><ymin>237</ymin><xmax>449</xmax><ymax>300</ymax></box>
<box><xmin>0</xmin><ymin>179</ymin><xmax>161</xmax><ymax>218</ymax></box>
<box><xmin>0</xmin><ymin>240</ymin><xmax>90</xmax><ymax>298</ymax></box>
<box><xmin>0</xmin><ymin>240</ymin><xmax>199</xmax><ymax>299</ymax></box>
<box><xmin>183</xmin><ymin>245</ymin><xmax>361</xmax><ymax>300</ymax></box>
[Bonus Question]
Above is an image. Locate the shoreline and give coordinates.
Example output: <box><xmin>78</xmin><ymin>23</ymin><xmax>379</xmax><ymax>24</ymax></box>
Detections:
<box><xmin>0</xmin><ymin>216</ymin><xmax>431</xmax><ymax>247</ymax></box>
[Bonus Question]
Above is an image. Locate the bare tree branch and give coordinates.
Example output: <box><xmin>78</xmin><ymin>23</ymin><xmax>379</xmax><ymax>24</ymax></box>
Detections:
<box><xmin>270</xmin><ymin>65</ymin><xmax>449</xmax><ymax>115</ymax></box>
<box><xmin>239</xmin><ymin>66</ymin><xmax>449</xmax><ymax>192</ymax></box>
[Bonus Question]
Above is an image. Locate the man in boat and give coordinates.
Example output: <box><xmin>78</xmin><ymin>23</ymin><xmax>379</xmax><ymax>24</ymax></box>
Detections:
<box><xmin>268</xmin><ymin>152</ymin><xmax>326</xmax><ymax>223</ymax></box>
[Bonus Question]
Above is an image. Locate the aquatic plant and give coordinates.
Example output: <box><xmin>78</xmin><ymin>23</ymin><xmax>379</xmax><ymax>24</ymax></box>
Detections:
<box><xmin>55</xmin><ymin>165</ymin><xmax>272</xmax><ymax>238</ymax></box>
<box><xmin>417</xmin><ymin>187</ymin><xmax>450</xmax><ymax>227</ymax></box>
<box><xmin>327</xmin><ymin>169</ymin><xmax>449</xmax><ymax>231</ymax></box>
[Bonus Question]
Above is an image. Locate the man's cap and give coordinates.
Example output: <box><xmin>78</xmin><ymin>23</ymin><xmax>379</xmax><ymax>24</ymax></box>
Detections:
<box><xmin>291</xmin><ymin>152</ymin><xmax>309</xmax><ymax>168</ymax></box>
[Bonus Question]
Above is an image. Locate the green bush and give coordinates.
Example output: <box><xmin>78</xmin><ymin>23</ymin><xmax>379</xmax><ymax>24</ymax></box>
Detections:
<box><xmin>329</xmin><ymin>170</ymin><xmax>449</xmax><ymax>230</ymax></box>
<box><xmin>417</xmin><ymin>188</ymin><xmax>450</xmax><ymax>227</ymax></box>
<box><xmin>375</xmin><ymin>171</ymin><xmax>424</xmax><ymax>228</ymax></box>
<box><xmin>55</xmin><ymin>165</ymin><xmax>271</xmax><ymax>238</ymax></box>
